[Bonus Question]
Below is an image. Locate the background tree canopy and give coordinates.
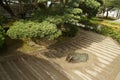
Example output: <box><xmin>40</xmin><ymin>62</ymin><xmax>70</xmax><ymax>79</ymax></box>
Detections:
<box><xmin>99</xmin><ymin>0</ymin><xmax>120</xmax><ymax>18</ymax></box>
<box><xmin>0</xmin><ymin>0</ymin><xmax>102</xmax><ymax>18</ymax></box>
<box><xmin>0</xmin><ymin>0</ymin><xmax>103</xmax><ymax>46</ymax></box>
<box><xmin>78</xmin><ymin>0</ymin><xmax>101</xmax><ymax>17</ymax></box>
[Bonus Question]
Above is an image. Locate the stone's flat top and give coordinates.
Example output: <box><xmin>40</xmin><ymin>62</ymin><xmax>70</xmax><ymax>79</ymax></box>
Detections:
<box><xmin>66</xmin><ymin>52</ymin><xmax>89</xmax><ymax>63</ymax></box>
<box><xmin>0</xmin><ymin>29</ymin><xmax>120</xmax><ymax>80</ymax></box>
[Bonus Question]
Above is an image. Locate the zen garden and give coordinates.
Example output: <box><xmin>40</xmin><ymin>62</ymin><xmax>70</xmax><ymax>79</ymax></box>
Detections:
<box><xmin>0</xmin><ymin>0</ymin><xmax>120</xmax><ymax>80</ymax></box>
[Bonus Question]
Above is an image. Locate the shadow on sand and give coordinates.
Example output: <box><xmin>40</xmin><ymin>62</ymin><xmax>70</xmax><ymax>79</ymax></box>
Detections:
<box><xmin>0</xmin><ymin>51</ymin><xmax>69</xmax><ymax>80</ymax></box>
<box><xmin>43</xmin><ymin>29</ymin><xmax>106</xmax><ymax>58</ymax></box>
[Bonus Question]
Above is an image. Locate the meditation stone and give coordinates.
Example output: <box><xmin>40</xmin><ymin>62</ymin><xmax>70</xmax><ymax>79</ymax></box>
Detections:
<box><xmin>66</xmin><ymin>52</ymin><xmax>89</xmax><ymax>63</ymax></box>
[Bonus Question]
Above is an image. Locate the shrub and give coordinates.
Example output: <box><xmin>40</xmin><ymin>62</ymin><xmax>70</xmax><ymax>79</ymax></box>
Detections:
<box><xmin>63</xmin><ymin>24</ymin><xmax>78</xmax><ymax>37</ymax></box>
<box><xmin>31</xmin><ymin>8</ymin><xmax>82</xmax><ymax>38</ymax></box>
<box><xmin>0</xmin><ymin>14</ymin><xmax>5</xmax><ymax>26</ymax></box>
<box><xmin>63</xmin><ymin>8</ymin><xmax>82</xmax><ymax>25</ymax></box>
<box><xmin>79</xmin><ymin>15</ymin><xmax>90</xmax><ymax>25</ymax></box>
<box><xmin>32</xmin><ymin>8</ymin><xmax>82</xmax><ymax>25</ymax></box>
<box><xmin>32</xmin><ymin>8</ymin><xmax>63</xmax><ymax>25</ymax></box>
<box><xmin>7</xmin><ymin>21</ymin><xmax>62</xmax><ymax>40</ymax></box>
<box><xmin>0</xmin><ymin>26</ymin><xmax>5</xmax><ymax>47</ymax></box>
<box><xmin>79</xmin><ymin>0</ymin><xmax>100</xmax><ymax>17</ymax></box>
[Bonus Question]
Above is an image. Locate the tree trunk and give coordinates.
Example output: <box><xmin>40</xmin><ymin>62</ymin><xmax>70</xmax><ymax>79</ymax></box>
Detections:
<box><xmin>0</xmin><ymin>0</ymin><xmax>15</xmax><ymax>17</ymax></box>
<box><xmin>116</xmin><ymin>9</ymin><xmax>120</xmax><ymax>19</ymax></box>
<box><xmin>102</xmin><ymin>9</ymin><xmax>105</xmax><ymax>17</ymax></box>
<box><xmin>106</xmin><ymin>9</ymin><xmax>109</xmax><ymax>18</ymax></box>
<box><xmin>105</xmin><ymin>7</ymin><xmax>114</xmax><ymax>18</ymax></box>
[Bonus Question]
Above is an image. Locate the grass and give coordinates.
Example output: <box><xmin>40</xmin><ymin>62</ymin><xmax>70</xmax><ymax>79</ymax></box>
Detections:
<box><xmin>83</xmin><ymin>17</ymin><xmax>120</xmax><ymax>43</ymax></box>
<box><xmin>90</xmin><ymin>17</ymin><xmax>120</xmax><ymax>30</ymax></box>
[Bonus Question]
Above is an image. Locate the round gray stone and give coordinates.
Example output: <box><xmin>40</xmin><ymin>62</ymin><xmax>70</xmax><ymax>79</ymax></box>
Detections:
<box><xmin>66</xmin><ymin>52</ymin><xmax>89</xmax><ymax>63</ymax></box>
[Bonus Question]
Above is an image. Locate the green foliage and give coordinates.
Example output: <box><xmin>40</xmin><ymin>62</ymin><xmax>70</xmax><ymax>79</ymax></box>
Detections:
<box><xmin>44</xmin><ymin>15</ymin><xmax>63</xmax><ymax>24</ymax></box>
<box><xmin>82</xmin><ymin>21</ymin><xmax>120</xmax><ymax>43</ymax></box>
<box><xmin>32</xmin><ymin>8</ymin><xmax>82</xmax><ymax>25</ymax></box>
<box><xmin>31</xmin><ymin>6</ymin><xmax>83</xmax><ymax>38</ymax></box>
<box><xmin>79</xmin><ymin>0</ymin><xmax>101</xmax><ymax>17</ymax></box>
<box><xmin>102</xmin><ymin>0</ymin><xmax>120</xmax><ymax>9</ymax></box>
<box><xmin>0</xmin><ymin>26</ymin><xmax>5</xmax><ymax>47</ymax></box>
<box><xmin>79</xmin><ymin>15</ymin><xmax>90</xmax><ymax>25</ymax></box>
<box><xmin>0</xmin><ymin>14</ymin><xmax>5</xmax><ymax>26</ymax></box>
<box><xmin>111</xmin><ymin>0</ymin><xmax>120</xmax><ymax>8</ymax></box>
<box><xmin>7</xmin><ymin>21</ymin><xmax>62</xmax><ymax>40</ymax></box>
<box><xmin>99</xmin><ymin>0</ymin><xmax>120</xmax><ymax>17</ymax></box>
<box><xmin>63</xmin><ymin>24</ymin><xmax>78</xmax><ymax>37</ymax></box>
<box><xmin>37</xmin><ymin>0</ymin><xmax>48</xmax><ymax>3</ymax></box>
<box><xmin>96</xmin><ymin>0</ymin><xmax>104</xmax><ymax>5</ymax></box>
<box><xmin>32</xmin><ymin>10</ymin><xmax>63</xmax><ymax>25</ymax></box>
<box><xmin>67</xmin><ymin>0</ymin><xmax>81</xmax><ymax>7</ymax></box>
<box><xmin>63</xmin><ymin>8</ymin><xmax>82</xmax><ymax>25</ymax></box>
<box><xmin>32</xmin><ymin>8</ymin><xmax>63</xmax><ymax>24</ymax></box>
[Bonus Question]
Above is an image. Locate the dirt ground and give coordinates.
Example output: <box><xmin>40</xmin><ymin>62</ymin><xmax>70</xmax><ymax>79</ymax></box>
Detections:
<box><xmin>0</xmin><ymin>29</ymin><xmax>120</xmax><ymax>80</ymax></box>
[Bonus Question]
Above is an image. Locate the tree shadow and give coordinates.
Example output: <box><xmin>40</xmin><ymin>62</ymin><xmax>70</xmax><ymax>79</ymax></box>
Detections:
<box><xmin>0</xmin><ymin>36</ymin><xmax>24</xmax><ymax>56</ymax></box>
<box><xmin>43</xmin><ymin>29</ymin><xmax>106</xmax><ymax>58</ymax></box>
<box><xmin>0</xmin><ymin>51</ymin><xmax>70</xmax><ymax>80</ymax></box>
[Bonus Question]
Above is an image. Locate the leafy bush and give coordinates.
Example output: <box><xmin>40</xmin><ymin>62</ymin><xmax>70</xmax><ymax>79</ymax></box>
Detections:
<box><xmin>32</xmin><ymin>8</ymin><xmax>63</xmax><ymax>25</ymax></box>
<box><xmin>31</xmin><ymin>8</ymin><xmax>82</xmax><ymax>37</ymax></box>
<box><xmin>79</xmin><ymin>0</ymin><xmax>100</xmax><ymax>17</ymax></box>
<box><xmin>32</xmin><ymin>8</ymin><xmax>82</xmax><ymax>25</ymax></box>
<box><xmin>79</xmin><ymin>15</ymin><xmax>90</xmax><ymax>24</ymax></box>
<box><xmin>0</xmin><ymin>14</ymin><xmax>5</xmax><ymax>26</ymax></box>
<box><xmin>63</xmin><ymin>24</ymin><xmax>78</xmax><ymax>37</ymax></box>
<box><xmin>0</xmin><ymin>26</ymin><xmax>5</xmax><ymax>47</ymax></box>
<box><xmin>7</xmin><ymin>21</ymin><xmax>62</xmax><ymax>40</ymax></box>
<box><xmin>97</xmin><ymin>25</ymin><xmax>120</xmax><ymax>43</ymax></box>
<box><xmin>63</xmin><ymin>8</ymin><xmax>82</xmax><ymax>25</ymax></box>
